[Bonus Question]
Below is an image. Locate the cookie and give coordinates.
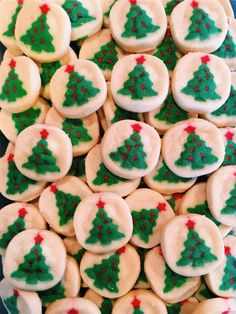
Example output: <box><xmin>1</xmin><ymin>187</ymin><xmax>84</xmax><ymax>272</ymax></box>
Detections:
<box><xmin>63</xmin><ymin>237</ymin><xmax>86</xmax><ymax>265</ymax></box>
<box><xmin>14</xmin><ymin>124</ymin><xmax>73</xmax><ymax>182</ymax></box>
<box><xmin>0</xmin><ymin>56</ymin><xmax>41</xmax><ymax>113</ymax></box>
<box><xmin>144</xmin><ymin>246</ymin><xmax>200</xmax><ymax>303</ymax></box>
<box><xmin>85</xmin><ymin>289</ymin><xmax>114</xmax><ymax>313</ymax></box>
<box><xmin>220</xmin><ymin>128</ymin><xmax>236</xmax><ymax>166</ymax></box>
<box><xmin>101</xmin><ymin>0</ymin><xmax>116</xmax><ymax>28</ymax></box>
<box><xmin>68</xmin><ymin>155</ymin><xmax>86</xmax><ymax>182</ymax></box>
<box><xmin>205</xmin><ymin>235</ymin><xmax>236</xmax><ymax>297</ymax></box>
<box><xmin>61</xmin><ymin>0</ymin><xmax>103</xmax><ymax>41</ymax></box>
<box><xmin>45</xmin><ymin>107</ymin><xmax>99</xmax><ymax>157</ymax></box>
<box><xmin>144</xmin><ymin>154</ymin><xmax>196</xmax><ymax>195</ymax></box>
<box><xmin>0</xmin><ymin>202</ymin><xmax>46</xmax><ymax>255</ymax></box>
<box><xmin>162</xmin><ymin>118</ymin><xmax>225</xmax><ymax>178</ymax></box>
<box><xmin>4</xmin><ymin>229</ymin><xmax>67</xmax><ymax>291</ymax></box>
<box><xmin>192</xmin><ymin>297</ymin><xmax>236</xmax><ymax>314</ymax></box>
<box><xmin>80</xmin><ymin>244</ymin><xmax>140</xmax><ymax>298</ymax></box>
<box><xmin>0</xmin><ymin>97</ymin><xmax>50</xmax><ymax>143</ymax></box>
<box><xmin>161</xmin><ymin>214</ymin><xmax>224</xmax><ymax>276</ymax></box>
<box><xmin>39</xmin><ymin>176</ymin><xmax>92</xmax><ymax>236</ymax></box>
<box><xmin>73</xmin><ymin>192</ymin><xmax>133</xmax><ymax>253</ymax></box>
<box><xmin>79</xmin><ymin>29</ymin><xmax>125</xmax><ymax>81</ymax></box>
<box><xmin>38</xmin><ymin>255</ymin><xmax>80</xmax><ymax>306</ymax></box>
<box><xmin>110</xmin><ymin>0</ymin><xmax>167</xmax><ymax>52</ymax></box>
<box><xmin>0</xmin><ymin>148</ymin><xmax>46</xmax><ymax>202</ymax></box>
<box><xmin>101</xmin><ymin>120</ymin><xmax>161</xmax><ymax>179</ymax></box>
<box><xmin>50</xmin><ymin>61</ymin><xmax>107</xmax><ymax>119</ymax></box>
<box><xmin>112</xmin><ymin>289</ymin><xmax>167</xmax><ymax>314</ymax></box>
<box><xmin>172</xmin><ymin>53</ymin><xmax>231</xmax><ymax>114</ymax></box>
<box><xmin>207</xmin><ymin>166</ymin><xmax>236</xmax><ymax>228</ymax></box>
<box><xmin>0</xmin><ymin>278</ymin><xmax>42</xmax><ymax>314</ymax></box>
<box><xmin>15</xmin><ymin>0</ymin><xmax>71</xmax><ymax>62</ymax></box>
<box><xmin>170</xmin><ymin>0</ymin><xmax>228</xmax><ymax>54</ymax></box>
<box><xmin>85</xmin><ymin>144</ymin><xmax>140</xmax><ymax>197</ymax></box>
<box><xmin>125</xmin><ymin>188</ymin><xmax>175</xmax><ymax>248</ymax></box>
<box><xmin>110</xmin><ymin>54</ymin><xmax>169</xmax><ymax>113</ymax></box>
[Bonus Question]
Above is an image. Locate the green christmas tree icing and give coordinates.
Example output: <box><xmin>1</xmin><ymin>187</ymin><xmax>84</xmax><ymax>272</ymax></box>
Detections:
<box><xmin>72</xmin><ymin>247</ymin><xmax>86</xmax><ymax>264</ymax></box>
<box><xmin>0</xmin><ymin>59</ymin><xmax>27</xmax><ymax>102</ymax></box>
<box><xmin>6</xmin><ymin>153</ymin><xmax>37</xmax><ymax>195</ymax></box>
<box><xmin>122</xmin><ymin>0</ymin><xmax>159</xmax><ymax>39</ymax></box>
<box><xmin>222</xmin><ymin>132</ymin><xmax>236</xmax><ymax>166</ymax></box>
<box><xmin>214</xmin><ymin>31</ymin><xmax>236</xmax><ymax>59</ymax></box>
<box><xmin>118</xmin><ymin>55</ymin><xmax>157</xmax><ymax>100</ymax></box>
<box><xmin>109</xmin><ymin>123</ymin><xmax>148</xmax><ymax>170</ymax></box>
<box><xmin>181</xmin><ymin>55</ymin><xmax>221</xmax><ymax>102</ymax></box>
<box><xmin>153</xmin><ymin>30</ymin><xmax>179</xmax><ymax>71</ymax></box>
<box><xmin>12</xmin><ymin>107</ymin><xmax>41</xmax><ymax>135</ymax></box>
<box><xmin>41</xmin><ymin>61</ymin><xmax>61</xmax><ymax>87</ymax></box>
<box><xmin>164</xmin><ymin>264</ymin><xmax>187</xmax><ymax>293</ymax></box>
<box><xmin>175</xmin><ymin>125</ymin><xmax>218</xmax><ymax>169</ymax></box>
<box><xmin>68</xmin><ymin>156</ymin><xmax>86</xmax><ymax>177</ymax></box>
<box><xmin>62</xmin><ymin>0</ymin><xmax>95</xmax><ymax>28</ymax></box>
<box><xmin>111</xmin><ymin>106</ymin><xmax>141</xmax><ymax>124</ymax></box>
<box><xmin>154</xmin><ymin>93</ymin><xmax>188</xmax><ymax>124</ymax></box>
<box><xmin>104</xmin><ymin>0</ymin><xmax>116</xmax><ymax>17</ymax></box>
<box><xmin>63</xmin><ymin>65</ymin><xmax>99</xmax><ymax>107</ymax></box>
<box><xmin>3</xmin><ymin>0</ymin><xmax>23</xmax><ymax>38</ymax></box>
<box><xmin>100</xmin><ymin>298</ymin><xmax>113</xmax><ymax>314</ymax></box>
<box><xmin>221</xmin><ymin>181</ymin><xmax>236</xmax><ymax>215</ymax></box>
<box><xmin>0</xmin><ymin>208</ymin><xmax>27</xmax><ymax>250</ymax></box>
<box><xmin>219</xmin><ymin>246</ymin><xmax>236</xmax><ymax>291</ymax></box>
<box><xmin>165</xmin><ymin>0</ymin><xmax>183</xmax><ymax>16</ymax></box>
<box><xmin>153</xmin><ymin>159</ymin><xmax>191</xmax><ymax>183</ymax></box>
<box><xmin>20</xmin><ymin>4</ymin><xmax>55</xmax><ymax>53</ymax></box>
<box><xmin>131</xmin><ymin>297</ymin><xmax>144</xmax><ymax>314</ymax></box>
<box><xmin>62</xmin><ymin>118</ymin><xmax>92</xmax><ymax>146</ymax></box>
<box><xmin>136</xmin><ymin>247</ymin><xmax>148</xmax><ymax>284</ymax></box>
<box><xmin>85</xmin><ymin>199</ymin><xmax>125</xmax><ymax>245</ymax></box>
<box><xmin>11</xmin><ymin>233</ymin><xmax>54</xmax><ymax>284</ymax></box>
<box><xmin>90</xmin><ymin>39</ymin><xmax>119</xmax><ymax>71</ymax></box>
<box><xmin>93</xmin><ymin>163</ymin><xmax>127</xmax><ymax>186</ymax></box>
<box><xmin>167</xmin><ymin>303</ymin><xmax>181</xmax><ymax>314</ymax></box>
<box><xmin>38</xmin><ymin>281</ymin><xmax>65</xmax><ymax>305</ymax></box>
<box><xmin>187</xmin><ymin>201</ymin><xmax>220</xmax><ymax>226</ymax></box>
<box><xmin>50</xmin><ymin>184</ymin><xmax>80</xmax><ymax>226</ymax></box>
<box><xmin>211</xmin><ymin>85</ymin><xmax>236</xmax><ymax>117</ymax></box>
<box><xmin>185</xmin><ymin>1</ymin><xmax>221</xmax><ymax>41</ymax></box>
<box><xmin>3</xmin><ymin>290</ymin><xmax>19</xmax><ymax>314</ymax></box>
<box><xmin>23</xmin><ymin>129</ymin><xmax>60</xmax><ymax>175</ymax></box>
<box><xmin>176</xmin><ymin>219</ymin><xmax>217</xmax><ymax>268</ymax></box>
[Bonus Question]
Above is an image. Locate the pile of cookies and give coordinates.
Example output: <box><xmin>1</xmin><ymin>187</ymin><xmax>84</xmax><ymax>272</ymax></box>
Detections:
<box><xmin>0</xmin><ymin>0</ymin><xmax>235</xmax><ymax>313</ymax></box>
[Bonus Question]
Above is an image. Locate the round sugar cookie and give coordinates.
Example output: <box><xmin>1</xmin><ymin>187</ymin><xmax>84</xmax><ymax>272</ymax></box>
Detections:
<box><xmin>101</xmin><ymin>0</ymin><xmax>116</xmax><ymax>28</ymax></box>
<box><xmin>110</xmin><ymin>0</ymin><xmax>167</xmax><ymax>53</ymax></box>
<box><xmin>80</xmin><ymin>244</ymin><xmax>140</xmax><ymax>298</ymax></box>
<box><xmin>79</xmin><ymin>29</ymin><xmax>125</xmax><ymax>81</ymax></box>
<box><xmin>144</xmin><ymin>154</ymin><xmax>196</xmax><ymax>195</ymax></box>
<box><xmin>161</xmin><ymin>214</ymin><xmax>224</xmax><ymax>277</ymax></box>
<box><xmin>0</xmin><ymin>97</ymin><xmax>50</xmax><ymax>143</ymax></box>
<box><xmin>144</xmin><ymin>246</ymin><xmax>200</xmax><ymax>303</ymax></box>
<box><xmin>220</xmin><ymin>128</ymin><xmax>236</xmax><ymax>167</ymax></box>
<box><xmin>85</xmin><ymin>144</ymin><xmax>140</xmax><ymax>197</ymax></box>
<box><xmin>101</xmin><ymin>120</ymin><xmax>161</xmax><ymax>179</ymax></box>
<box><xmin>172</xmin><ymin>53</ymin><xmax>231</xmax><ymax>114</ymax></box>
<box><xmin>0</xmin><ymin>278</ymin><xmax>42</xmax><ymax>314</ymax></box>
<box><xmin>45</xmin><ymin>107</ymin><xmax>99</xmax><ymax>157</ymax></box>
<box><xmin>68</xmin><ymin>155</ymin><xmax>86</xmax><ymax>182</ymax></box>
<box><xmin>192</xmin><ymin>297</ymin><xmax>236</xmax><ymax>314</ymax></box>
<box><xmin>61</xmin><ymin>0</ymin><xmax>103</xmax><ymax>41</ymax></box>
<box><xmin>217</xmin><ymin>0</ymin><xmax>234</xmax><ymax>18</ymax></box>
<box><xmin>63</xmin><ymin>237</ymin><xmax>86</xmax><ymax>265</ymax></box>
<box><xmin>179</xmin><ymin>182</ymin><xmax>231</xmax><ymax>237</ymax></box>
<box><xmin>73</xmin><ymin>192</ymin><xmax>133</xmax><ymax>253</ymax></box>
<box><xmin>110</xmin><ymin>54</ymin><xmax>169</xmax><ymax>113</ymax></box>
<box><xmin>162</xmin><ymin>118</ymin><xmax>225</xmax><ymax>178</ymax></box>
<box><xmin>203</xmin><ymin>72</ymin><xmax>236</xmax><ymax>127</ymax></box>
<box><xmin>50</xmin><ymin>60</ymin><xmax>107</xmax><ymax>119</ymax></box>
<box><xmin>207</xmin><ymin>166</ymin><xmax>236</xmax><ymax>228</ymax></box>
<box><xmin>205</xmin><ymin>235</ymin><xmax>236</xmax><ymax>297</ymax></box>
<box><xmin>4</xmin><ymin>229</ymin><xmax>67</xmax><ymax>291</ymax></box>
<box><xmin>0</xmin><ymin>56</ymin><xmax>41</xmax><ymax>113</ymax></box>
<box><xmin>134</xmin><ymin>247</ymin><xmax>150</xmax><ymax>289</ymax></box>
<box><xmin>112</xmin><ymin>289</ymin><xmax>167</xmax><ymax>314</ymax></box>
<box><xmin>38</xmin><ymin>255</ymin><xmax>80</xmax><ymax>306</ymax></box>
<box><xmin>0</xmin><ymin>202</ymin><xmax>46</xmax><ymax>255</ymax></box>
<box><xmin>85</xmin><ymin>289</ymin><xmax>114</xmax><ymax>313</ymax></box>
<box><xmin>46</xmin><ymin>297</ymin><xmax>101</xmax><ymax>314</ymax></box>
<box><xmin>15</xmin><ymin>0</ymin><xmax>71</xmax><ymax>62</ymax></box>
<box><xmin>0</xmin><ymin>148</ymin><xmax>46</xmax><ymax>202</ymax></box>
<box><xmin>39</xmin><ymin>176</ymin><xmax>92</xmax><ymax>236</ymax></box>
<box><xmin>170</xmin><ymin>0</ymin><xmax>228</xmax><ymax>54</ymax></box>
<box><xmin>14</xmin><ymin>124</ymin><xmax>73</xmax><ymax>182</ymax></box>
<box><xmin>125</xmin><ymin>188</ymin><xmax>175</xmax><ymax>248</ymax></box>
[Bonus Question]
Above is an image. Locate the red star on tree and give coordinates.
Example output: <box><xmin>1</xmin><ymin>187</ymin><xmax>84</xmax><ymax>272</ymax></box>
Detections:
<box><xmin>132</xmin><ymin>123</ymin><xmax>142</xmax><ymax>133</ymax></box>
<box><xmin>50</xmin><ymin>184</ymin><xmax>58</xmax><ymax>193</ymax></box>
<box><xmin>18</xmin><ymin>0</ymin><xmax>23</xmax><ymax>4</ymax></box>
<box><xmin>13</xmin><ymin>289</ymin><xmax>19</xmax><ymax>297</ymax></box>
<box><xmin>222</xmin><ymin>311</ymin><xmax>230</xmax><ymax>314</ymax></box>
<box><xmin>129</xmin><ymin>0</ymin><xmax>137</xmax><ymax>5</ymax></box>
<box><xmin>234</xmin><ymin>172</ymin><xmax>236</xmax><ymax>177</ymax></box>
<box><xmin>9</xmin><ymin>59</ymin><xmax>16</xmax><ymax>69</ymax></box>
<box><xmin>184</xmin><ymin>125</ymin><xmax>196</xmax><ymax>134</ymax></box>
<box><xmin>40</xmin><ymin>129</ymin><xmax>49</xmax><ymax>139</ymax></box>
<box><xmin>116</xmin><ymin>246</ymin><xmax>126</xmax><ymax>255</ymax></box>
<box><xmin>173</xmin><ymin>193</ymin><xmax>183</xmax><ymax>200</ymax></box>
<box><xmin>157</xmin><ymin>202</ymin><xmax>166</xmax><ymax>212</ymax></box>
<box><xmin>136</xmin><ymin>55</ymin><xmax>146</xmax><ymax>64</ymax></box>
<box><xmin>18</xmin><ymin>208</ymin><xmax>27</xmax><ymax>218</ymax></box>
<box><xmin>67</xmin><ymin>309</ymin><xmax>79</xmax><ymax>314</ymax></box>
<box><xmin>131</xmin><ymin>297</ymin><xmax>141</xmax><ymax>308</ymax></box>
<box><xmin>40</xmin><ymin>4</ymin><xmax>50</xmax><ymax>15</ymax></box>
<box><xmin>7</xmin><ymin>153</ymin><xmax>14</xmax><ymax>163</ymax></box>
<box><xmin>201</xmin><ymin>55</ymin><xmax>210</xmax><ymax>64</ymax></box>
<box><xmin>225</xmin><ymin>131</ymin><xmax>234</xmax><ymax>141</ymax></box>
<box><xmin>186</xmin><ymin>219</ymin><xmax>195</xmax><ymax>230</ymax></box>
<box><xmin>96</xmin><ymin>199</ymin><xmax>105</xmax><ymax>209</ymax></box>
<box><xmin>65</xmin><ymin>64</ymin><xmax>74</xmax><ymax>74</ymax></box>
<box><xmin>34</xmin><ymin>233</ymin><xmax>44</xmax><ymax>244</ymax></box>
<box><xmin>191</xmin><ymin>0</ymin><xmax>199</xmax><ymax>8</ymax></box>
<box><xmin>224</xmin><ymin>246</ymin><xmax>231</xmax><ymax>256</ymax></box>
